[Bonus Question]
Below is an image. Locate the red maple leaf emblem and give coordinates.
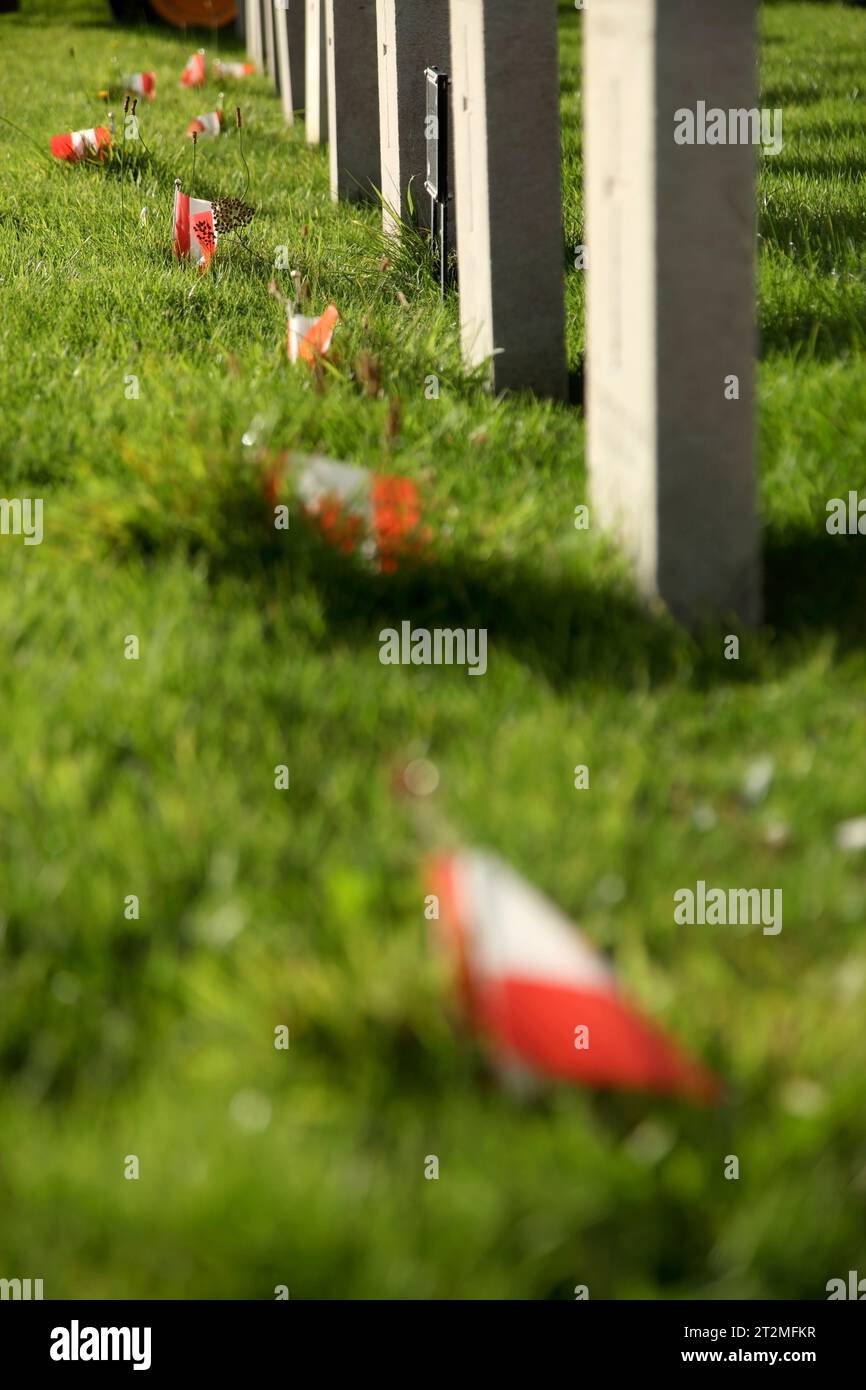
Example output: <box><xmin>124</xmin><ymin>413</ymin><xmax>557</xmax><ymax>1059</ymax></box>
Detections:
<box><xmin>192</xmin><ymin>213</ymin><xmax>215</xmax><ymax>262</ymax></box>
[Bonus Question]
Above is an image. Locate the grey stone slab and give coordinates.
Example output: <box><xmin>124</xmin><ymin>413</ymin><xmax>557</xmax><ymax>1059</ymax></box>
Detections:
<box><xmin>287</xmin><ymin>0</ymin><xmax>306</xmax><ymax>111</ymax></box>
<box><xmin>584</xmin><ymin>0</ymin><xmax>761</xmax><ymax>625</ymax></box>
<box><xmin>263</xmin><ymin>0</ymin><xmax>277</xmax><ymax>83</ymax></box>
<box><xmin>305</xmin><ymin>0</ymin><xmax>329</xmax><ymax>144</ymax></box>
<box><xmin>246</xmin><ymin>0</ymin><xmax>263</xmax><ymax>68</ymax></box>
<box><xmin>449</xmin><ymin>0</ymin><xmax>567</xmax><ymax>400</ymax></box>
<box><xmin>274</xmin><ymin>1</ymin><xmax>305</xmax><ymax>120</ymax></box>
<box><xmin>377</xmin><ymin>0</ymin><xmax>450</xmax><ymax>235</ymax></box>
<box><xmin>326</xmin><ymin>0</ymin><xmax>381</xmax><ymax>202</ymax></box>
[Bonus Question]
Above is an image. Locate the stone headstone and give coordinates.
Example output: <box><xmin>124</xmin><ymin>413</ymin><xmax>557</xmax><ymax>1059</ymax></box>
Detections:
<box><xmin>271</xmin><ymin>3</ymin><xmax>283</xmax><ymax>98</ymax></box>
<box><xmin>287</xmin><ymin>1</ymin><xmax>306</xmax><ymax>111</ymax></box>
<box><xmin>584</xmin><ymin>0</ymin><xmax>761</xmax><ymax>626</ymax></box>
<box><xmin>246</xmin><ymin>0</ymin><xmax>263</xmax><ymax>69</ymax></box>
<box><xmin>305</xmin><ymin>0</ymin><xmax>329</xmax><ymax>144</ymax></box>
<box><xmin>274</xmin><ymin>1</ymin><xmax>306</xmax><ymax>122</ymax></box>
<box><xmin>262</xmin><ymin>0</ymin><xmax>277</xmax><ymax>85</ymax></box>
<box><xmin>376</xmin><ymin>0</ymin><xmax>451</xmax><ymax>236</ymax></box>
<box><xmin>325</xmin><ymin>0</ymin><xmax>381</xmax><ymax>203</ymax></box>
<box><xmin>274</xmin><ymin>2</ymin><xmax>289</xmax><ymax>109</ymax></box>
<box><xmin>449</xmin><ymin>0</ymin><xmax>567</xmax><ymax>400</ymax></box>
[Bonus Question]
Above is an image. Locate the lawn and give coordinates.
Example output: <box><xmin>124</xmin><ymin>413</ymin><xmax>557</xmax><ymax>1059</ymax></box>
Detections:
<box><xmin>0</xmin><ymin>0</ymin><xmax>864</xmax><ymax>1299</ymax></box>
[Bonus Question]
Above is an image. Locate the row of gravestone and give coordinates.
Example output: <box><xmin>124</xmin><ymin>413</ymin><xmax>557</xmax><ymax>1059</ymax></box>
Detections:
<box><xmin>242</xmin><ymin>0</ymin><xmax>762</xmax><ymax>630</ymax></box>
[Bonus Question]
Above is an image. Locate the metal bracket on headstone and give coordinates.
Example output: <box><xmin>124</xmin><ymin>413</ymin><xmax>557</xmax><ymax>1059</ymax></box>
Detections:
<box><xmin>424</xmin><ymin>66</ymin><xmax>452</xmax><ymax>296</ymax></box>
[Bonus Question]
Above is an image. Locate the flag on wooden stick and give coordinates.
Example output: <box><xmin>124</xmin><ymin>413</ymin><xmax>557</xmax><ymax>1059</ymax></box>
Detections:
<box><xmin>288</xmin><ymin>305</ymin><xmax>339</xmax><ymax>366</ymax></box>
<box><xmin>173</xmin><ymin>182</ymin><xmax>216</xmax><ymax>267</ymax></box>
<box><xmin>124</xmin><ymin>71</ymin><xmax>156</xmax><ymax>100</ymax></box>
<box><xmin>51</xmin><ymin>126</ymin><xmax>111</xmax><ymax>162</ymax></box>
<box><xmin>173</xmin><ymin>182</ymin><xmax>253</xmax><ymax>267</ymax></box>
<box><xmin>181</xmin><ymin>50</ymin><xmax>207</xmax><ymax>88</ymax></box>
<box><xmin>212</xmin><ymin>60</ymin><xmax>256</xmax><ymax>80</ymax></box>
<box><xmin>429</xmin><ymin>850</ymin><xmax>721</xmax><ymax>1103</ymax></box>
<box><xmin>186</xmin><ymin>109</ymin><xmax>223</xmax><ymax>139</ymax></box>
<box><xmin>265</xmin><ymin>455</ymin><xmax>428</xmax><ymax>573</ymax></box>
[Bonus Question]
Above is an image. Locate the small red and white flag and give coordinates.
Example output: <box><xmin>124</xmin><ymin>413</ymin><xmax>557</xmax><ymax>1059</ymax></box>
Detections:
<box><xmin>266</xmin><ymin>454</ymin><xmax>428</xmax><ymax>573</ymax></box>
<box><xmin>186</xmin><ymin>107</ymin><xmax>223</xmax><ymax>139</ymax></box>
<box><xmin>213</xmin><ymin>60</ymin><xmax>256</xmax><ymax>79</ymax></box>
<box><xmin>124</xmin><ymin>71</ymin><xmax>156</xmax><ymax>100</ymax></box>
<box><xmin>172</xmin><ymin>182</ymin><xmax>216</xmax><ymax>268</ymax></box>
<box><xmin>181</xmin><ymin>50</ymin><xmax>207</xmax><ymax>88</ymax></box>
<box><xmin>430</xmin><ymin>850</ymin><xmax>720</xmax><ymax>1103</ymax></box>
<box><xmin>51</xmin><ymin>126</ymin><xmax>111</xmax><ymax>162</ymax></box>
<box><xmin>288</xmin><ymin>304</ymin><xmax>339</xmax><ymax>365</ymax></box>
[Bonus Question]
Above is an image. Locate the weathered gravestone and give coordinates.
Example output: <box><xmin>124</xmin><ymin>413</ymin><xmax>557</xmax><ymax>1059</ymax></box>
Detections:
<box><xmin>305</xmin><ymin>0</ymin><xmax>329</xmax><ymax>144</ymax></box>
<box><xmin>325</xmin><ymin>0</ymin><xmax>381</xmax><ymax>202</ymax></box>
<box><xmin>376</xmin><ymin>0</ymin><xmax>451</xmax><ymax>236</ymax></box>
<box><xmin>270</xmin><ymin>2</ymin><xmax>283</xmax><ymax>98</ymax></box>
<box><xmin>274</xmin><ymin>0</ymin><xmax>306</xmax><ymax>122</ymax></box>
<box><xmin>262</xmin><ymin>0</ymin><xmax>277</xmax><ymax>85</ymax></box>
<box><xmin>246</xmin><ymin>0</ymin><xmax>263</xmax><ymax>69</ymax></box>
<box><xmin>449</xmin><ymin>0</ymin><xmax>567</xmax><ymax>400</ymax></box>
<box><xmin>584</xmin><ymin>0</ymin><xmax>762</xmax><ymax>626</ymax></box>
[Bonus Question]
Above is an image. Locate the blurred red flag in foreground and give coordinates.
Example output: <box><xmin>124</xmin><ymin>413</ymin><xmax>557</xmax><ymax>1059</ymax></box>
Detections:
<box><xmin>430</xmin><ymin>850</ymin><xmax>720</xmax><ymax>1103</ymax></box>
<box><xmin>51</xmin><ymin>126</ymin><xmax>111</xmax><ymax>162</ymax></box>
<box><xmin>265</xmin><ymin>454</ymin><xmax>429</xmax><ymax>573</ymax></box>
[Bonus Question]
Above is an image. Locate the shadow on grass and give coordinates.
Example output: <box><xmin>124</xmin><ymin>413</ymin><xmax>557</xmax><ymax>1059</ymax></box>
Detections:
<box><xmin>101</xmin><ymin>142</ymin><xmax>170</xmax><ymax>188</ymax></box>
<box><xmin>110</xmin><ymin>458</ymin><xmax>866</xmax><ymax>694</ymax></box>
<box><xmin>778</xmin><ymin>118</ymin><xmax>866</xmax><ymax>143</ymax></box>
<box><xmin>760</xmin><ymin>304</ymin><xmax>866</xmax><ymax>360</ymax></box>
<box><xmin>266</xmin><ymin>540</ymin><xmax>703</xmax><ymax>692</ymax></box>
<box><xmin>760</xmin><ymin>77</ymin><xmax>861</xmax><ymax>108</ymax></box>
<box><xmin>278</xmin><ymin>533</ymin><xmax>866</xmax><ymax>699</ymax></box>
<box><xmin>764</xmin><ymin>526</ymin><xmax>866</xmax><ymax>641</ymax></box>
<box><xmin>208</xmin><ymin>495</ymin><xmax>854</xmax><ymax>694</ymax></box>
<box><xmin>760</xmin><ymin>211</ymin><xmax>866</xmax><ymax>256</ymax></box>
<box><xmin>769</xmin><ymin>151</ymin><xmax>866</xmax><ymax>179</ymax></box>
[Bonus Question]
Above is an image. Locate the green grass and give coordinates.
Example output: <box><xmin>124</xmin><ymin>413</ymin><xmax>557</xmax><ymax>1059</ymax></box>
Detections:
<box><xmin>0</xmin><ymin>0</ymin><xmax>865</xmax><ymax>1299</ymax></box>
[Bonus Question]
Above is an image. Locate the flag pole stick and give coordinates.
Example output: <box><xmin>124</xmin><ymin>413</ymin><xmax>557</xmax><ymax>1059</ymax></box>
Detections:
<box><xmin>69</xmin><ymin>46</ymin><xmax>86</xmax><ymax>102</ymax></box>
<box><xmin>131</xmin><ymin>96</ymin><xmax>151</xmax><ymax>158</ymax></box>
<box><xmin>236</xmin><ymin>106</ymin><xmax>249</xmax><ymax>202</ymax></box>
<box><xmin>120</xmin><ymin>93</ymin><xmax>129</xmax><ymax>224</ymax></box>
